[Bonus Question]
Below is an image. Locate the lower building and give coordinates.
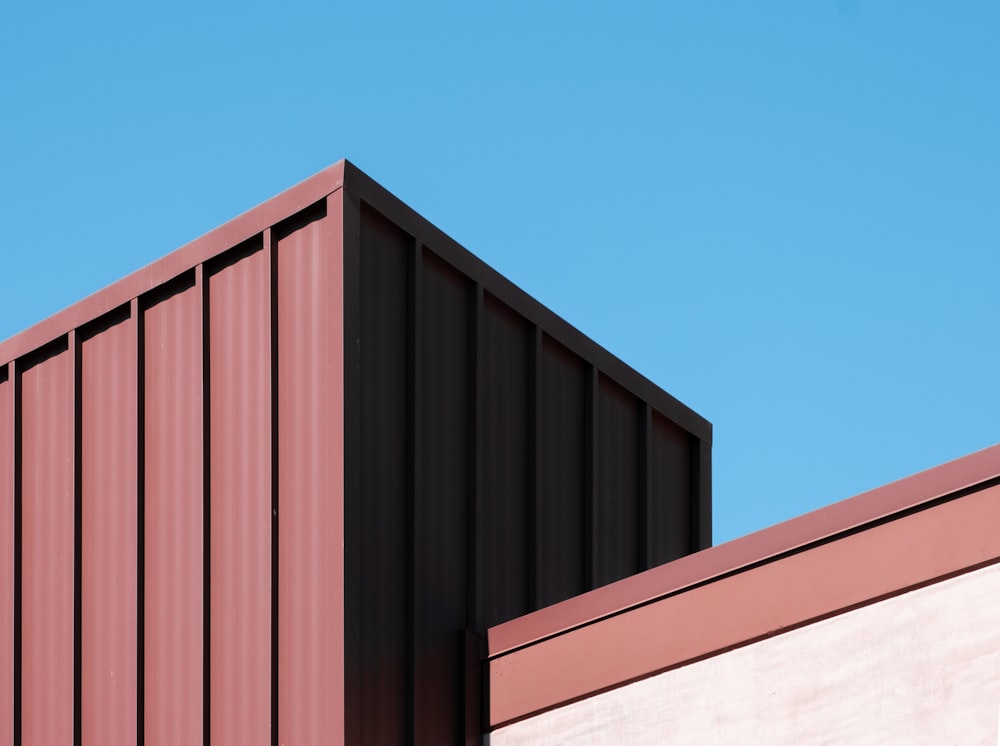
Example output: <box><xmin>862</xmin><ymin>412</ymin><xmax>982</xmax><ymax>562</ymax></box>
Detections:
<box><xmin>487</xmin><ymin>445</ymin><xmax>1000</xmax><ymax>744</ymax></box>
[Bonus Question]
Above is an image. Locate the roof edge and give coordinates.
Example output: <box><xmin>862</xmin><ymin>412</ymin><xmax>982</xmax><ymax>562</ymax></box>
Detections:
<box><xmin>1</xmin><ymin>161</ymin><xmax>346</xmax><ymax>365</ymax></box>
<box><xmin>488</xmin><ymin>442</ymin><xmax>1000</xmax><ymax>657</ymax></box>
<box><xmin>340</xmin><ymin>160</ymin><xmax>713</xmax><ymax>442</ymax></box>
<box><xmin>488</xmin><ymin>478</ymin><xmax>1000</xmax><ymax>726</ymax></box>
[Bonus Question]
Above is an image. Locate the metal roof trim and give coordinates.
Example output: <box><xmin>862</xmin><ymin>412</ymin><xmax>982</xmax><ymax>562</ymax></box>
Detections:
<box><xmin>1</xmin><ymin>161</ymin><xmax>346</xmax><ymax>365</ymax></box>
<box><xmin>488</xmin><ymin>477</ymin><xmax>1000</xmax><ymax>727</ymax></box>
<box><xmin>487</xmin><ymin>442</ymin><xmax>1000</xmax><ymax>657</ymax></box>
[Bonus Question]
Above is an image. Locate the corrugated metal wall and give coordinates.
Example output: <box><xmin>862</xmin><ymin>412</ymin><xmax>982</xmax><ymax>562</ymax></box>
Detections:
<box><xmin>0</xmin><ymin>161</ymin><xmax>711</xmax><ymax>745</ymax></box>
<box><xmin>0</xmin><ymin>191</ymin><xmax>344</xmax><ymax>745</ymax></box>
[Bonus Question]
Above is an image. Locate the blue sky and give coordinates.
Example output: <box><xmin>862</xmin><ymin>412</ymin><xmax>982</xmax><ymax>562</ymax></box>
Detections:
<box><xmin>2</xmin><ymin>2</ymin><xmax>998</xmax><ymax>544</ymax></box>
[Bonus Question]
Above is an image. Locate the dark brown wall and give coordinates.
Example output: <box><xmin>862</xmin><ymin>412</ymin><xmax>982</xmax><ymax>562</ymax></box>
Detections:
<box><xmin>342</xmin><ymin>166</ymin><xmax>712</xmax><ymax>743</ymax></box>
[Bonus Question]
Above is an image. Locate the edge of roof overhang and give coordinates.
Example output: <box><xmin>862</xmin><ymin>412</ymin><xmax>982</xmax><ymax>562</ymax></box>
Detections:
<box><xmin>0</xmin><ymin>161</ymin><xmax>347</xmax><ymax>365</ymax></box>
<box><xmin>489</xmin><ymin>442</ymin><xmax>1000</xmax><ymax>658</ymax></box>
<box><xmin>487</xmin><ymin>444</ymin><xmax>1000</xmax><ymax>726</ymax></box>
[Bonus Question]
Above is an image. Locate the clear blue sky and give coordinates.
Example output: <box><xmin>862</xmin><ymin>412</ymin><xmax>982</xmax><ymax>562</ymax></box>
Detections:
<box><xmin>2</xmin><ymin>3</ymin><xmax>998</xmax><ymax>544</ymax></box>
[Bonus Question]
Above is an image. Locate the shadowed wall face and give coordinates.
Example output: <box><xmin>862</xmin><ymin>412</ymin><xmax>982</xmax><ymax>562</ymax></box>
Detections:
<box><xmin>347</xmin><ymin>199</ymin><xmax>708</xmax><ymax>742</ymax></box>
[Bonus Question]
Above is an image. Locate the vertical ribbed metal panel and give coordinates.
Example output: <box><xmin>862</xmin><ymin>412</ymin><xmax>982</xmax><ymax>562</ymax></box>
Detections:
<box><xmin>648</xmin><ymin>412</ymin><xmax>694</xmax><ymax>565</ymax></box>
<box><xmin>343</xmin><ymin>167</ymin><xmax>712</xmax><ymax>741</ymax></box>
<box><xmin>595</xmin><ymin>375</ymin><xmax>640</xmax><ymax>588</ymax></box>
<box><xmin>208</xmin><ymin>239</ymin><xmax>271</xmax><ymax>745</ymax></box>
<box><xmin>478</xmin><ymin>293</ymin><xmax>531</xmax><ymax>629</ymax></box>
<box><xmin>20</xmin><ymin>341</ymin><xmax>75</xmax><ymax>744</ymax></box>
<box><xmin>696</xmin><ymin>440</ymin><xmax>713</xmax><ymax>550</ymax></box>
<box><xmin>81</xmin><ymin>311</ymin><xmax>138</xmax><ymax>746</ymax></box>
<box><xmin>0</xmin><ymin>161</ymin><xmax>710</xmax><ymax>746</ymax></box>
<box><xmin>413</xmin><ymin>249</ymin><xmax>470</xmax><ymax>745</ymax></box>
<box><xmin>277</xmin><ymin>196</ymin><xmax>344</xmax><ymax>745</ymax></box>
<box><xmin>347</xmin><ymin>188</ymin><xmax>715</xmax><ymax>741</ymax></box>
<box><xmin>0</xmin><ymin>367</ymin><xmax>12</xmax><ymax>746</ymax></box>
<box><xmin>143</xmin><ymin>277</ymin><xmax>204</xmax><ymax>746</ymax></box>
<box><xmin>537</xmin><ymin>336</ymin><xmax>586</xmax><ymax>608</ymax></box>
<box><xmin>354</xmin><ymin>203</ymin><xmax>409</xmax><ymax>743</ymax></box>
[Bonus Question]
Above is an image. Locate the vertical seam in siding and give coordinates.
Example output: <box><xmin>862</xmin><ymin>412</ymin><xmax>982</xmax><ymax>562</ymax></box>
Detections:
<box><xmin>324</xmin><ymin>191</ymin><xmax>346</xmax><ymax>745</ymax></box>
<box><xmin>0</xmin><ymin>365</ymin><xmax>7</xmax><ymax>746</ymax></box>
<box><xmin>11</xmin><ymin>361</ymin><xmax>20</xmax><ymax>746</ymax></box>
<box><xmin>196</xmin><ymin>265</ymin><xmax>211</xmax><ymax>746</ymax></box>
<box><xmin>133</xmin><ymin>297</ymin><xmax>145</xmax><ymax>746</ymax></box>
<box><xmin>71</xmin><ymin>330</ymin><xmax>82</xmax><ymax>746</ymax></box>
<box><xmin>342</xmin><ymin>189</ymin><xmax>362</xmax><ymax>745</ymax></box>
<box><xmin>265</xmin><ymin>228</ymin><xmax>279</xmax><ymax>746</ymax></box>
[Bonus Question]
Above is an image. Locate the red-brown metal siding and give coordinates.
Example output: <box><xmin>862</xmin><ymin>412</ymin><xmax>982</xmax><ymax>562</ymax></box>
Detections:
<box><xmin>81</xmin><ymin>311</ymin><xmax>138</xmax><ymax>746</ymax></box>
<box><xmin>0</xmin><ymin>160</ymin><xmax>709</xmax><ymax>745</ymax></box>
<box><xmin>208</xmin><ymin>239</ymin><xmax>271</xmax><ymax>745</ymax></box>
<box><xmin>144</xmin><ymin>277</ymin><xmax>204</xmax><ymax>745</ymax></box>
<box><xmin>277</xmin><ymin>196</ymin><xmax>344</xmax><ymax>745</ymax></box>
<box><xmin>20</xmin><ymin>343</ymin><xmax>75</xmax><ymax>744</ymax></box>
<box><xmin>0</xmin><ymin>367</ymin><xmax>11</xmax><ymax>746</ymax></box>
<box><xmin>0</xmin><ymin>165</ymin><xmax>351</xmax><ymax>745</ymax></box>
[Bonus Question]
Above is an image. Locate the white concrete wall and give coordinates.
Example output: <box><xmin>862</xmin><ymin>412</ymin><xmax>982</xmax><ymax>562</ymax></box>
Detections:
<box><xmin>492</xmin><ymin>562</ymin><xmax>1000</xmax><ymax>745</ymax></box>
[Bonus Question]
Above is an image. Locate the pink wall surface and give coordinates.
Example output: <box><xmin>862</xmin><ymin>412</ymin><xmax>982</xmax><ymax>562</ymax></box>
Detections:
<box><xmin>0</xmin><ymin>166</ymin><xmax>346</xmax><ymax>745</ymax></box>
<box><xmin>492</xmin><ymin>561</ymin><xmax>1000</xmax><ymax>745</ymax></box>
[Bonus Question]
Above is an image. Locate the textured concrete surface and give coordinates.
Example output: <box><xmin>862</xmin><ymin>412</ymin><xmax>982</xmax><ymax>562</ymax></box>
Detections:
<box><xmin>492</xmin><ymin>562</ymin><xmax>1000</xmax><ymax>745</ymax></box>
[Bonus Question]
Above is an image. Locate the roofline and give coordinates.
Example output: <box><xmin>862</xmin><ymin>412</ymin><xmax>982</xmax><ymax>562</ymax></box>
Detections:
<box><xmin>0</xmin><ymin>159</ymin><xmax>712</xmax><ymax>444</ymax></box>
<box><xmin>488</xmin><ymin>442</ymin><xmax>1000</xmax><ymax>657</ymax></box>
<box><xmin>340</xmin><ymin>162</ymin><xmax>712</xmax><ymax>443</ymax></box>
<box><xmin>488</xmin><ymin>448</ymin><xmax>1000</xmax><ymax>726</ymax></box>
<box><xmin>1</xmin><ymin>161</ymin><xmax>346</xmax><ymax>366</ymax></box>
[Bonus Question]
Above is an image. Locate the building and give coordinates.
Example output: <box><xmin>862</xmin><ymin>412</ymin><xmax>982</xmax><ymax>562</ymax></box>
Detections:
<box><xmin>488</xmin><ymin>444</ymin><xmax>1000</xmax><ymax>744</ymax></box>
<box><xmin>0</xmin><ymin>161</ymin><xmax>709</xmax><ymax>744</ymax></box>
<box><xmin>3</xmin><ymin>161</ymin><xmax>995</xmax><ymax>744</ymax></box>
